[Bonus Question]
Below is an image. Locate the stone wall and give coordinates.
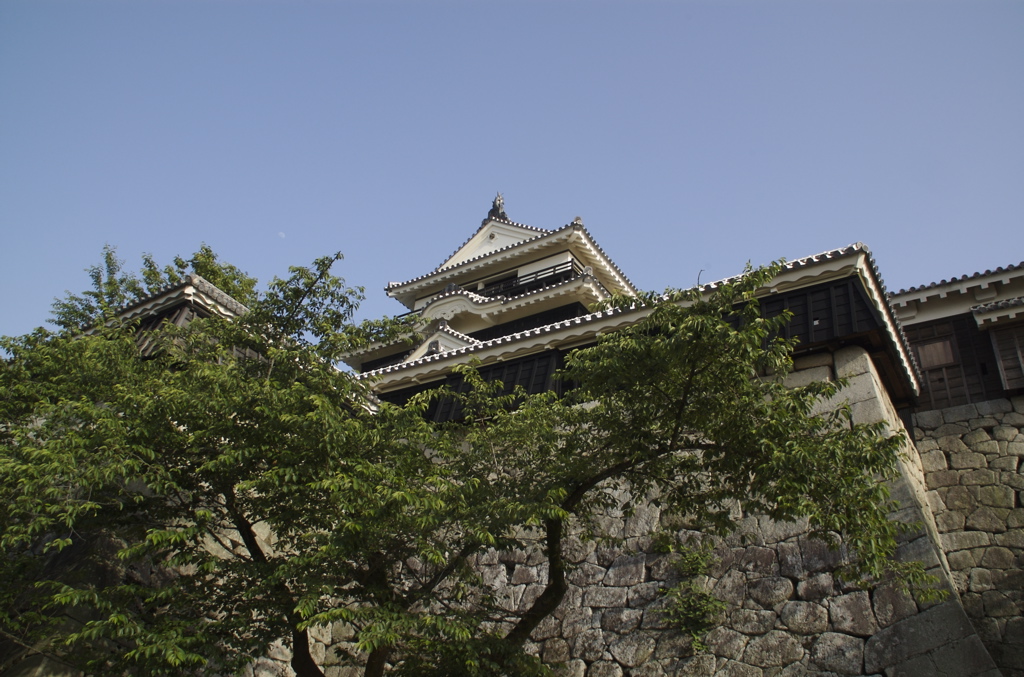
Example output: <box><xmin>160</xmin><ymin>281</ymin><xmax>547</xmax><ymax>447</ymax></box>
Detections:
<box><xmin>242</xmin><ymin>346</ymin><xmax>1003</xmax><ymax>677</ymax></box>
<box><xmin>914</xmin><ymin>396</ymin><xmax>1024</xmax><ymax>676</ymax></box>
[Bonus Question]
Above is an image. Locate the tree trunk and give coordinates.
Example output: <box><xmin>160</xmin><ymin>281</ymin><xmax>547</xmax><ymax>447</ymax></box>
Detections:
<box><xmin>365</xmin><ymin>645</ymin><xmax>392</xmax><ymax>677</ymax></box>
<box><xmin>503</xmin><ymin>517</ymin><xmax>568</xmax><ymax>647</ymax></box>
<box><xmin>291</xmin><ymin>626</ymin><xmax>326</xmax><ymax>677</ymax></box>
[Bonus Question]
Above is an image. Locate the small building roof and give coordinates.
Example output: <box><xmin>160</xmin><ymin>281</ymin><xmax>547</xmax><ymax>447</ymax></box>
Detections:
<box><xmin>105</xmin><ymin>274</ymin><xmax>248</xmax><ymax>326</ymax></box>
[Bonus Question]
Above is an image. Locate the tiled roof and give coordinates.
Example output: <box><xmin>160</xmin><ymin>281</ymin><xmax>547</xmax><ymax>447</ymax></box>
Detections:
<box><xmin>359</xmin><ymin>305</ymin><xmax>628</xmax><ymax>379</ymax></box>
<box><xmin>701</xmin><ymin>243</ymin><xmax>872</xmax><ymax>290</ymax></box>
<box><xmin>368</xmin><ymin>241</ymin><xmax>921</xmax><ymax>396</ymax></box>
<box><xmin>973</xmin><ymin>295</ymin><xmax>1024</xmax><ymax>315</ymax></box>
<box><xmin>435</xmin><ymin>323</ymin><xmax>480</xmax><ymax>345</ymax></box>
<box><xmin>418</xmin><ymin>272</ymin><xmax>611</xmax><ymax>316</ymax></box>
<box><xmin>434</xmin><ymin>216</ymin><xmax>551</xmax><ymax>272</ymax></box>
<box><xmin>890</xmin><ymin>261</ymin><xmax>1024</xmax><ymax>296</ymax></box>
<box><xmin>386</xmin><ymin>222</ymin><xmax>637</xmax><ymax>295</ymax></box>
<box><xmin>674</xmin><ymin>241</ymin><xmax>920</xmax><ymax>390</ymax></box>
<box><xmin>117</xmin><ymin>274</ymin><xmax>249</xmax><ymax>319</ymax></box>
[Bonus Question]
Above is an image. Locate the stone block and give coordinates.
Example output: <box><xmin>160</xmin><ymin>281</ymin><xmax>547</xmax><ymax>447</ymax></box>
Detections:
<box><xmin>916</xmin><ymin>437</ymin><xmax>940</xmax><ymax>452</ymax></box>
<box><xmin>928</xmin><ymin>635</ymin><xmax>1002</xmax><ymax>677</ymax></box>
<box><xmin>562</xmin><ymin>659</ymin><xmax>587</xmax><ymax>677</ymax></box>
<box><xmin>582</xmin><ymin>586</ymin><xmax>628</xmax><ymax>608</ymax></box>
<box><xmin>542</xmin><ymin>637</ymin><xmax>571</xmax><ymax>663</ymax></box>
<box><xmin>731</xmin><ymin>608</ymin><xmax>776</xmax><ymax>635</ymax></box>
<box><xmin>935</xmin><ymin>510</ymin><xmax>965</xmax><ymax>533</ymax></box>
<box><xmin>989</xmin><ymin>455</ymin><xmax>1018</xmax><ymax>471</ymax></box>
<box><xmin>714</xmin><ymin>570</ymin><xmax>746</xmax><ymax>607</ymax></box>
<box><xmin>995</xmin><ymin>529</ymin><xmax>1024</xmax><ymax>548</ymax></box>
<box><xmin>936</xmin><ymin>425</ymin><xmax>971</xmax><ymax>439</ymax></box>
<box><xmin>969</xmin><ymin>568</ymin><xmax>996</xmax><ymax>593</ymax></box>
<box><xmin>784</xmin><ymin>365</ymin><xmax>832</xmax><ymax>388</ymax></box>
<box><xmin>742</xmin><ymin>629</ymin><xmax>804</xmax><ymax>668</ymax></box>
<box><xmin>627</xmin><ymin>581</ymin><xmax>662</xmax><ymax>608</ymax></box>
<box><xmin>950</xmin><ymin>452</ymin><xmax>987</xmax><ymax>469</ymax></box>
<box><xmin>587</xmin><ymin>660</ymin><xmax>622</xmax><ymax>677</ymax></box>
<box><xmin>942</xmin><ymin>485</ymin><xmax>977</xmax><ymax>511</ymax></box>
<box><xmin>608</xmin><ymin>632</ymin><xmax>656</xmax><ymax>667</ymax></box>
<box><xmin>758</xmin><ymin>516</ymin><xmax>808</xmax><ymax>544</ymax></box>
<box><xmin>780</xmin><ymin>601</ymin><xmax>827</xmax><ymax>634</ymax></box>
<box><xmin>830</xmin><ymin>591</ymin><xmax>879</xmax><ymax>637</ymax></box>
<box><xmin>966</xmin><ymin>507</ymin><xmax>1009</xmax><ymax>533</ymax></box>
<box><xmin>706</xmin><ymin>626</ymin><xmax>749</xmax><ymax>661</ymax></box>
<box><xmin>794</xmin><ymin>352</ymin><xmax>834</xmax><ymax>370</ymax></box>
<box><xmin>511</xmin><ymin>564</ymin><xmax>539</xmax><ymax>585</ymax></box>
<box><xmin>916</xmin><ymin>410</ymin><xmax>944</xmax><ymax>430</ymax></box>
<box><xmin>734</xmin><ymin>546</ymin><xmax>777</xmax><ymax>575</ymax></box>
<box><xmin>964</xmin><ymin>428</ymin><xmax>993</xmax><ymax>445</ymax></box>
<box><xmin>983</xmin><ymin>590</ymin><xmax>1018</xmax><ymax>617</ymax></box>
<box><xmin>777</xmin><ymin>541</ymin><xmax>802</xmax><ymax>579</ymax></box>
<box><xmin>994</xmin><ymin>425</ymin><xmax>1019</xmax><ymax>442</ymax></box>
<box><xmin>851</xmin><ymin>398</ymin><xmax>888</xmax><ymax>425</ymax></box>
<box><xmin>980</xmin><ymin>485</ymin><xmax>1015</xmax><ymax>508</ymax></box>
<box><xmin>959</xmin><ymin>469</ymin><xmax>997</xmax><ymax>485</ymax></box>
<box><xmin>895</xmin><ymin>536</ymin><xmax>940</xmax><ymax>569</ymax></box>
<box><xmin>977</xmin><ymin>399</ymin><xmax>1013</xmax><ymax>416</ymax></box>
<box><xmin>810</xmin><ymin>632</ymin><xmax>865</xmax><ymax>676</ymax></box>
<box><xmin>836</xmin><ymin>372</ymin><xmax>878</xmax><ymax>406</ymax></box>
<box><xmin>980</xmin><ymin>546</ymin><xmax>1017</xmax><ymax>569</ymax></box>
<box><xmin>799</xmin><ymin>536</ymin><xmax>844</xmax><ymax>573</ymax></box>
<box><xmin>571</xmin><ymin>628</ymin><xmax>605</xmax><ymax>661</ymax></box>
<box><xmin>927</xmin><ymin>470</ymin><xmax>959</xmax><ymax>489</ymax></box>
<box><xmin>873</xmin><ymin>583</ymin><xmax>918</xmax><ymax>628</ymax></box>
<box><xmin>941</xmin><ymin>530</ymin><xmax>991</xmax><ymax>552</ymax></box>
<box><xmin>835</xmin><ymin>346</ymin><xmax>873</xmax><ymax>378</ymax></box>
<box><xmin>944</xmin><ymin>403</ymin><xmax>980</xmax><ymax>423</ymax></box>
<box><xmin>973</xmin><ymin>439</ymin><xmax>1002</xmax><ymax>455</ymax></box>
<box><xmin>568</xmin><ymin>563</ymin><xmax>608</xmax><ymax>587</ymax></box>
<box><xmin>715</xmin><ymin>660</ymin><xmax>763</xmax><ymax>677</ymax></box>
<box><xmin>863</xmin><ymin>601</ymin><xmax>984</xmax><ymax>673</ymax></box>
<box><xmin>671</xmin><ymin>654</ymin><xmax>717</xmax><ymax>675</ymax></box>
<box><xmin>1007</xmin><ymin>441</ymin><xmax>1024</xmax><ymax>456</ymax></box>
<box><xmin>747</xmin><ymin>576</ymin><xmax>794</xmax><ymax>608</ymax></box>
<box><xmin>797</xmin><ymin>572</ymin><xmax>834</xmax><ymax>601</ymax></box>
<box><xmin>563</xmin><ymin>536</ymin><xmax>596</xmax><ymax>564</ymax></box>
<box><xmin>560</xmin><ymin>607</ymin><xmax>594</xmax><ymax>637</ymax></box>
<box><xmin>530</xmin><ymin>615</ymin><xmax>562</xmax><ymax>641</ymax></box>
<box><xmin>920</xmin><ymin>450</ymin><xmax>947</xmax><ymax>472</ymax></box>
<box><xmin>601</xmin><ymin>608</ymin><xmax>642</xmax><ymax>634</ymax></box>
<box><xmin>1001</xmin><ymin>472</ymin><xmax>1024</xmax><ymax>491</ymax></box>
<box><xmin>604</xmin><ymin>555</ymin><xmax>646</xmax><ymax>587</ymax></box>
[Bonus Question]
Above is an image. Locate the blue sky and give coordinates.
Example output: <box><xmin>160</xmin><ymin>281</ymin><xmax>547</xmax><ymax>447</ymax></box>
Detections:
<box><xmin>2</xmin><ymin>1</ymin><xmax>1022</xmax><ymax>338</ymax></box>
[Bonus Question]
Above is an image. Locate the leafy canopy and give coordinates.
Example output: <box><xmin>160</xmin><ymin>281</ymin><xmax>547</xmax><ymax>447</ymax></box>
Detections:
<box><xmin>1</xmin><ymin>250</ymin><xmax>928</xmax><ymax>676</ymax></box>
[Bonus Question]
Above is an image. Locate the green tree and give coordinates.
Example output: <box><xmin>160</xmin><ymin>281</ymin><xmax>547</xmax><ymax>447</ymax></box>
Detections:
<box><xmin>49</xmin><ymin>244</ymin><xmax>258</xmax><ymax>332</ymax></box>
<box><xmin>1</xmin><ymin>250</ymin><xmax>524</xmax><ymax>677</ymax></box>
<box><xmin>413</xmin><ymin>265</ymin><xmax>931</xmax><ymax>670</ymax></box>
<box><xmin>1</xmin><ymin>253</ymin><xmax>928</xmax><ymax>677</ymax></box>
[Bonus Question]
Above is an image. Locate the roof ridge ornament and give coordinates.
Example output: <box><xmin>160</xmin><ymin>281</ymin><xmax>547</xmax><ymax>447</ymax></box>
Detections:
<box><xmin>487</xmin><ymin>192</ymin><xmax>507</xmax><ymax>220</ymax></box>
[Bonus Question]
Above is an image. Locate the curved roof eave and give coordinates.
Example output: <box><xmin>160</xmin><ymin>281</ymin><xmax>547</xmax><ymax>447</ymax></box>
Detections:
<box><xmin>385</xmin><ymin>223</ymin><xmax>638</xmax><ymax>301</ymax></box>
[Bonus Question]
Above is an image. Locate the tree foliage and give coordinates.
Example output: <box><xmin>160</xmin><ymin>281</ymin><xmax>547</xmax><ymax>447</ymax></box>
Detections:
<box><xmin>49</xmin><ymin>244</ymin><xmax>258</xmax><ymax>331</ymax></box>
<box><xmin>1</xmin><ymin>251</ymin><xmax>927</xmax><ymax>676</ymax></box>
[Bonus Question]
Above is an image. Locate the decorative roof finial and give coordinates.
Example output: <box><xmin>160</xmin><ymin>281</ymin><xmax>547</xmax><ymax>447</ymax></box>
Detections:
<box><xmin>487</xmin><ymin>192</ymin><xmax>507</xmax><ymax>220</ymax></box>
<box><xmin>572</xmin><ymin>216</ymin><xmax>583</xmax><ymax>226</ymax></box>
